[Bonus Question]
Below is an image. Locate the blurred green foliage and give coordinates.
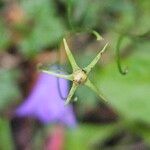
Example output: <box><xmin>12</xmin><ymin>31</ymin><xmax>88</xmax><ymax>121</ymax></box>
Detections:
<box><xmin>0</xmin><ymin>119</ymin><xmax>15</xmax><ymax>150</ymax></box>
<box><xmin>0</xmin><ymin>20</ymin><xmax>10</xmax><ymax>50</ymax></box>
<box><xmin>97</xmin><ymin>44</ymin><xmax>150</xmax><ymax>123</ymax></box>
<box><xmin>0</xmin><ymin>0</ymin><xmax>150</xmax><ymax>149</ymax></box>
<box><xmin>0</xmin><ymin>70</ymin><xmax>20</xmax><ymax>111</ymax></box>
<box><xmin>66</xmin><ymin>124</ymin><xmax>116</xmax><ymax>150</ymax></box>
<box><xmin>19</xmin><ymin>0</ymin><xmax>66</xmax><ymax>57</ymax></box>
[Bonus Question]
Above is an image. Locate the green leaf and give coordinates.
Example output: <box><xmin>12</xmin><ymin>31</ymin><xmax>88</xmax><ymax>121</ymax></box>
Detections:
<box><xmin>85</xmin><ymin>79</ymin><xmax>107</xmax><ymax>102</ymax></box>
<box><xmin>63</xmin><ymin>38</ymin><xmax>80</xmax><ymax>71</ymax></box>
<box><xmin>65</xmin><ymin>83</ymin><xmax>78</xmax><ymax>105</ymax></box>
<box><xmin>84</xmin><ymin>43</ymin><xmax>108</xmax><ymax>74</ymax></box>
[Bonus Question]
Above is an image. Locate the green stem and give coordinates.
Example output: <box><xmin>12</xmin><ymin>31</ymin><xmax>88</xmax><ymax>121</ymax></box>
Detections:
<box><xmin>116</xmin><ymin>35</ymin><xmax>128</xmax><ymax>75</ymax></box>
<box><xmin>67</xmin><ymin>0</ymin><xmax>74</xmax><ymax>30</ymax></box>
<box><xmin>42</xmin><ymin>70</ymin><xmax>73</xmax><ymax>81</ymax></box>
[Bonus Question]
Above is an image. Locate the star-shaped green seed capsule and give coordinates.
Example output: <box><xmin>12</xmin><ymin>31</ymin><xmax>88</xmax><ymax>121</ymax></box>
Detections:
<box><xmin>42</xmin><ymin>38</ymin><xmax>108</xmax><ymax>105</ymax></box>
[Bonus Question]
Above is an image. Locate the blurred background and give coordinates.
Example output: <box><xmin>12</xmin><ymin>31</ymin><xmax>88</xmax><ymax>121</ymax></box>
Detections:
<box><xmin>0</xmin><ymin>0</ymin><xmax>150</xmax><ymax>150</ymax></box>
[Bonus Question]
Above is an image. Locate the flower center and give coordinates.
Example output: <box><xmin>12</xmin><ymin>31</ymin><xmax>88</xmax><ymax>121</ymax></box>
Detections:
<box><xmin>73</xmin><ymin>70</ymin><xmax>87</xmax><ymax>85</ymax></box>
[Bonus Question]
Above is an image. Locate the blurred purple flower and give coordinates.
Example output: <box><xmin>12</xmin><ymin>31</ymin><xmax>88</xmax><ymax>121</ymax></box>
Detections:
<box><xmin>16</xmin><ymin>67</ymin><xmax>76</xmax><ymax>128</ymax></box>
